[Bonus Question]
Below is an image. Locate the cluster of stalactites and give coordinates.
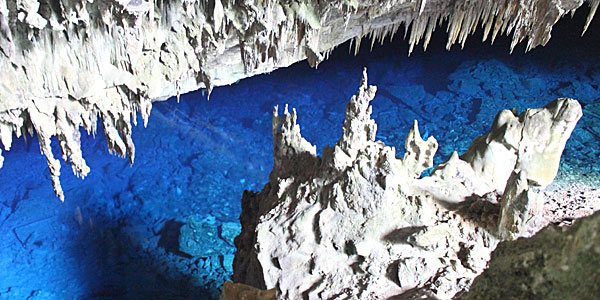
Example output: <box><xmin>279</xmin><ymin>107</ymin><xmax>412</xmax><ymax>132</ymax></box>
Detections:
<box><xmin>351</xmin><ymin>0</ymin><xmax>600</xmax><ymax>55</ymax></box>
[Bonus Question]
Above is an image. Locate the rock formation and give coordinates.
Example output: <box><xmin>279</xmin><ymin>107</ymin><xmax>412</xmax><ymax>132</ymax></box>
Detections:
<box><xmin>220</xmin><ymin>281</ymin><xmax>276</xmax><ymax>300</ymax></box>
<box><xmin>0</xmin><ymin>0</ymin><xmax>597</xmax><ymax>200</ymax></box>
<box><xmin>232</xmin><ymin>69</ymin><xmax>582</xmax><ymax>299</ymax></box>
<box><xmin>457</xmin><ymin>210</ymin><xmax>600</xmax><ymax>300</ymax></box>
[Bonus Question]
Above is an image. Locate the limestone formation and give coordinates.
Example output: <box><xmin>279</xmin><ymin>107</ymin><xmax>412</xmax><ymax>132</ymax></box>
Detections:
<box><xmin>232</xmin><ymin>69</ymin><xmax>582</xmax><ymax>299</ymax></box>
<box><xmin>461</xmin><ymin>98</ymin><xmax>583</xmax><ymax>192</ymax></box>
<box><xmin>419</xmin><ymin>97</ymin><xmax>582</xmax><ymax>205</ymax></box>
<box><xmin>457</xmin><ymin>211</ymin><xmax>600</xmax><ymax>300</ymax></box>
<box><xmin>497</xmin><ymin>169</ymin><xmax>543</xmax><ymax>240</ymax></box>
<box><xmin>0</xmin><ymin>0</ymin><xmax>597</xmax><ymax>200</ymax></box>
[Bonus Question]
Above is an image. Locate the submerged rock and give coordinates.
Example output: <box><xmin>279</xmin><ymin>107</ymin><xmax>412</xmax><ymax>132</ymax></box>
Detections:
<box><xmin>179</xmin><ymin>215</ymin><xmax>240</xmax><ymax>257</ymax></box>
<box><xmin>232</xmin><ymin>69</ymin><xmax>582</xmax><ymax>299</ymax></box>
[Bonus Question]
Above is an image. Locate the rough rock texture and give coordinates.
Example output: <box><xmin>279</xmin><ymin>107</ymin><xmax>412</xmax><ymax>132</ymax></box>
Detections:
<box><xmin>457</xmin><ymin>211</ymin><xmax>600</xmax><ymax>300</ymax></box>
<box><xmin>497</xmin><ymin>169</ymin><xmax>543</xmax><ymax>240</ymax></box>
<box><xmin>0</xmin><ymin>0</ymin><xmax>597</xmax><ymax>200</ymax></box>
<box><xmin>232</xmin><ymin>69</ymin><xmax>581</xmax><ymax>299</ymax></box>
<box><xmin>420</xmin><ymin>97</ymin><xmax>583</xmax><ymax>203</ymax></box>
<box><xmin>462</xmin><ymin>98</ymin><xmax>583</xmax><ymax>191</ymax></box>
<box><xmin>220</xmin><ymin>281</ymin><xmax>276</xmax><ymax>300</ymax></box>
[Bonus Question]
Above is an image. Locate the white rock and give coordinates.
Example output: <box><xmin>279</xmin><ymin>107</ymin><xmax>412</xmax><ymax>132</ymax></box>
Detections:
<box><xmin>233</xmin><ymin>70</ymin><xmax>581</xmax><ymax>299</ymax></box>
<box><xmin>498</xmin><ymin>169</ymin><xmax>543</xmax><ymax>240</ymax></box>
<box><xmin>461</xmin><ymin>98</ymin><xmax>582</xmax><ymax>193</ymax></box>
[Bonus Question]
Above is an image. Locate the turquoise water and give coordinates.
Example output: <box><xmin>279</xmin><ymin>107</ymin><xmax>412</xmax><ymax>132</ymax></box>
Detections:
<box><xmin>0</xmin><ymin>10</ymin><xmax>599</xmax><ymax>300</ymax></box>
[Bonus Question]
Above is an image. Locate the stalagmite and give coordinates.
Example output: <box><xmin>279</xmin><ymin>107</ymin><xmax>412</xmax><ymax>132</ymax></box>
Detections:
<box><xmin>232</xmin><ymin>70</ymin><xmax>582</xmax><ymax>299</ymax></box>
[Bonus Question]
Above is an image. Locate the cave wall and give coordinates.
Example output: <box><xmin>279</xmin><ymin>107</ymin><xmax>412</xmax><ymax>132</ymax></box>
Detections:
<box><xmin>0</xmin><ymin>0</ymin><xmax>597</xmax><ymax>200</ymax></box>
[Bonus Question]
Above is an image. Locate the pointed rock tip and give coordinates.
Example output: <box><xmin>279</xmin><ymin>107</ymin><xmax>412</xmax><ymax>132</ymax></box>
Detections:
<box><xmin>360</xmin><ymin>67</ymin><xmax>368</xmax><ymax>87</ymax></box>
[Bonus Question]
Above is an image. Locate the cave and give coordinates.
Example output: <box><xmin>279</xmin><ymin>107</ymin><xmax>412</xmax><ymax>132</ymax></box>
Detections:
<box><xmin>0</xmin><ymin>1</ymin><xmax>599</xmax><ymax>300</ymax></box>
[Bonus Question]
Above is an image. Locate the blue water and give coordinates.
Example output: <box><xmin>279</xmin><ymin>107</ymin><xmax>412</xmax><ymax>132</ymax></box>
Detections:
<box><xmin>1</xmin><ymin>10</ymin><xmax>599</xmax><ymax>300</ymax></box>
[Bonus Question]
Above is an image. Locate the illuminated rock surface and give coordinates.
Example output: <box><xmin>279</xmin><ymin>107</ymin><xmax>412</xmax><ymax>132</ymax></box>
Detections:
<box><xmin>232</xmin><ymin>69</ymin><xmax>582</xmax><ymax>299</ymax></box>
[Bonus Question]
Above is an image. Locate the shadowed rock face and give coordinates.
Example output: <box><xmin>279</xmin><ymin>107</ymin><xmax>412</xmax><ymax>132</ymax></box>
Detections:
<box><xmin>220</xmin><ymin>281</ymin><xmax>276</xmax><ymax>300</ymax></box>
<box><xmin>456</xmin><ymin>210</ymin><xmax>600</xmax><ymax>300</ymax></box>
<box><xmin>0</xmin><ymin>0</ymin><xmax>596</xmax><ymax>200</ymax></box>
<box><xmin>232</xmin><ymin>69</ymin><xmax>582</xmax><ymax>299</ymax></box>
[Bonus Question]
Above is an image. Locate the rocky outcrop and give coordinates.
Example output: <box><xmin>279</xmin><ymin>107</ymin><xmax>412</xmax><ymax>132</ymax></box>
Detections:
<box><xmin>0</xmin><ymin>0</ymin><xmax>597</xmax><ymax>200</ymax></box>
<box><xmin>497</xmin><ymin>169</ymin><xmax>544</xmax><ymax>240</ymax></box>
<box><xmin>421</xmin><ymin>96</ymin><xmax>583</xmax><ymax>239</ymax></box>
<box><xmin>232</xmin><ymin>69</ymin><xmax>581</xmax><ymax>299</ymax></box>
<box><xmin>220</xmin><ymin>281</ymin><xmax>276</xmax><ymax>300</ymax></box>
<box><xmin>457</xmin><ymin>211</ymin><xmax>600</xmax><ymax>300</ymax></box>
<box><xmin>419</xmin><ymin>97</ymin><xmax>583</xmax><ymax>203</ymax></box>
<box><xmin>462</xmin><ymin>97</ymin><xmax>583</xmax><ymax>191</ymax></box>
